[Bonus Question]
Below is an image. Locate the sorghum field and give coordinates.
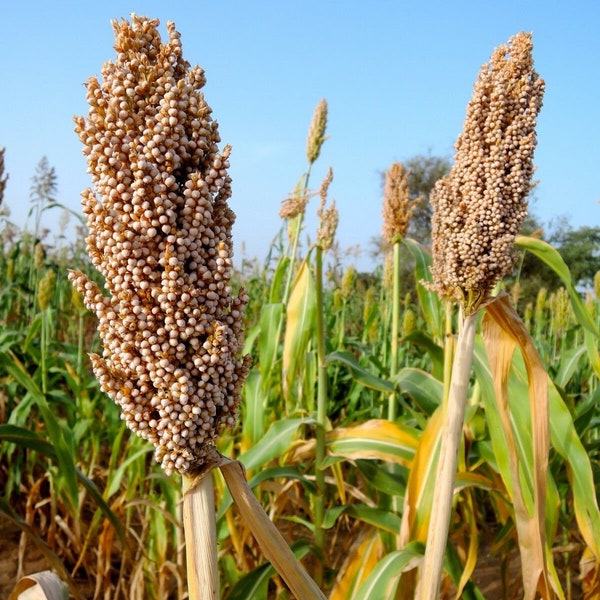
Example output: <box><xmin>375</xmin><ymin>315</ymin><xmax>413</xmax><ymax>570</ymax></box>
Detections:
<box><xmin>1</xmin><ymin>16</ymin><xmax>600</xmax><ymax>600</ymax></box>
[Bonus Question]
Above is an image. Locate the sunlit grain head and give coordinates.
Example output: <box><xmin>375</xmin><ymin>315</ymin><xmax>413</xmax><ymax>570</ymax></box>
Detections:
<box><xmin>70</xmin><ymin>15</ymin><xmax>250</xmax><ymax>475</ymax></box>
<box><xmin>430</xmin><ymin>32</ymin><xmax>545</xmax><ymax>314</ymax></box>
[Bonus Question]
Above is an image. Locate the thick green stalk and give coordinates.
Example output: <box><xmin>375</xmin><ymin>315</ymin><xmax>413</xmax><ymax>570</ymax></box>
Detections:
<box><xmin>313</xmin><ymin>244</ymin><xmax>328</xmax><ymax>585</ymax></box>
<box><xmin>387</xmin><ymin>240</ymin><xmax>401</xmax><ymax>421</ymax></box>
<box><xmin>419</xmin><ymin>310</ymin><xmax>478</xmax><ymax>600</ymax></box>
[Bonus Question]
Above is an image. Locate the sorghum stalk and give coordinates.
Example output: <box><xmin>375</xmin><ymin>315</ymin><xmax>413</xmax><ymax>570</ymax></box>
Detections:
<box><xmin>70</xmin><ymin>15</ymin><xmax>250</xmax><ymax>597</ymax></box>
<box><xmin>381</xmin><ymin>162</ymin><xmax>418</xmax><ymax>421</ymax></box>
<box><xmin>314</xmin><ymin>168</ymin><xmax>337</xmax><ymax>585</ymax></box>
<box><xmin>420</xmin><ymin>31</ymin><xmax>544</xmax><ymax>600</ymax></box>
<box><xmin>419</xmin><ymin>311</ymin><xmax>477</xmax><ymax>600</ymax></box>
<box><xmin>37</xmin><ymin>269</ymin><xmax>56</xmax><ymax>395</ymax></box>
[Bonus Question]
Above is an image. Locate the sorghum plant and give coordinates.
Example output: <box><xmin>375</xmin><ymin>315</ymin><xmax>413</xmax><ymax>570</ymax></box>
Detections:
<box><xmin>417</xmin><ymin>31</ymin><xmax>545</xmax><ymax>600</ymax></box>
<box><xmin>381</xmin><ymin>162</ymin><xmax>419</xmax><ymax>420</ymax></box>
<box><xmin>70</xmin><ymin>16</ymin><xmax>325</xmax><ymax>599</ymax></box>
<box><xmin>381</xmin><ymin>162</ymin><xmax>417</xmax><ymax>246</ymax></box>
<box><xmin>314</xmin><ymin>166</ymin><xmax>337</xmax><ymax>584</ymax></box>
<box><xmin>429</xmin><ymin>32</ymin><xmax>544</xmax><ymax>316</ymax></box>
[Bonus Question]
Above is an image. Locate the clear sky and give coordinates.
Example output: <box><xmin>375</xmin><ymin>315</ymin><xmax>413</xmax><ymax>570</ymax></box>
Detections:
<box><xmin>1</xmin><ymin>1</ymin><xmax>598</xmax><ymax>271</ymax></box>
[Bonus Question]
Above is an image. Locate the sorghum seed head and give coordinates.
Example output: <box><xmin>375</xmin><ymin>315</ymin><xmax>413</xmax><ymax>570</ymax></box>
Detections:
<box><xmin>279</xmin><ymin>176</ymin><xmax>314</xmax><ymax>220</ymax></box>
<box><xmin>381</xmin><ymin>162</ymin><xmax>419</xmax><ymax>244</ymax></box>
<box><xmin>316</xmin><ymin>167</ymin><xmax>338</xmax><ymax>252</ymax></box>
<box><xmin>430</xmin><ymin>32</ymin><xmax>544</xmax><ymax>314</ymax></box>
<box><xmin>306</xmin><ymin>99</ymin><xmax>328</xmax><ymax>166</ymax></box>
<box><xmin>70</xmin><ymin>15</ymin><xmax>250</xmax><ymax>475</ymax></box>
<box><xmin>38</xmin><ymin>270</ymin><xmax>56</xmax><ymax>311</ymax></box>
<box><xmin>34</xmin><ymin>242</ymin><xmax>46</xmax><ymax>270</ymax></box>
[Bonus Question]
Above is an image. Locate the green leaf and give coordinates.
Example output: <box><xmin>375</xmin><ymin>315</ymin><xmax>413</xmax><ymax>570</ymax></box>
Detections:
<box><xmin>516</xmin><ymin>235</ymin><xmax>598</xmax><ymax>335</ymax></box>
<box><xmin>356</xmin><ymin>541</ymin><xmax>424</xmax><ymax>598</ymax></box>
<box><xmin>239</xmin><ymin>418</ymin><xmax>312</xmax><ymax>473</ymax></box>
<box><xmin>225</xmin><ymin>541</ymin><xmax>313</xmax><ymax>600</ymax></box>
<box><xmin>248</xmin><ymin>466</ymin><xmax>317</xmax><ymax>494</ymax></box>
<box><xmin>394</xmin><ymin>367</ymin><xmax>443</xmax><ymax>415</ymax></box>
<box><xmin>326</xmin><ymin>419</ymin><xmax>418</xmax><ymax>466</ymax></box>
<box><xmin>327</xmin><ymin>351</ymin><xmax>394</xmax><ymax>393</ymax></box>
<box><xmin>105</xmin><ymin>446</ymin><xmax>154</xmax><ymax>498</ymax></box>
<box><xmin>323</xmin><ymin>503</ymin><xmax>402</xmax><ymax>534</ymax></box>
<box><xmin>0</xmin><ymin>424</ymin><xmax>126</xmax><ymax>545</ymax></box>
<box><xmin>226</xmin><ymin>561</ymin><xmax>271</xmax><ymax>600</ymax></box>
<box><xmin>404</xmin><ymin>238</ymin><xmax>444</xmax><ymax>340</ymax></box>
<box><xmin>258</xmin><ymin>303</ymin><xmax>284</xmax><ymax>382</ymax></box>
<box><xmin>402</xmin><ymin>331</ymin><xmax>444</xmax><ymax>379</ymax></box>
<box><xmin>356</xmin><ymin>459</ymin><xmax>407</xmax><ymax>496</ymax></box>
<box><xmin>242</xmin><ymin>369</ymin><xmax>264</xmax><ymax>446</ymax></box>
<box><xmin>283</xmin><ymin>258</ymin><xmax>316</xmax><ymax>405</ymax></box>
<box><xmin>0</xmin><ymin>423</ymin><xmax>57</xmax><ymax>462</ymax></box>
<box><xmin>516</xmin><ymin>235</ymin><xmax>600</xmax><ymax>378</ymax></box>
<box><xmin>547</xmin><ymin>378</ymin><xmax>600</xmax><ymax>556</ymax></box>
<box><xmin>269</xmin><ymin>255</ymin><xmax>291</xmax><ymax>304</ymax></box>
<box><xmin>554</xmin><ymin>344</ymin><xmax>587</xmax><ymax>389</ymax></box>
<box><xmin>0</xmin><ymin>351</ymin><xmax>80</xmax><ymax>514</ymax></box>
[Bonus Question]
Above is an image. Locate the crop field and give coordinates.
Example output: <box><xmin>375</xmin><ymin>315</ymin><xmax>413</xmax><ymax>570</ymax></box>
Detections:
<box><xmin>1</xmin><ymin>16</ymin><xmax>600</xmax><ymax>600</ymax></box>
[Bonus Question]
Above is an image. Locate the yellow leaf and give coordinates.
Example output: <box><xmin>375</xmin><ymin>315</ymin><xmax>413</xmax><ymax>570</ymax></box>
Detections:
<box><xmin>483</xmin><ymin>293</ymin><xmax>552</xmax><ymax>600</ymax></box>
<box><xmin>329</xmin><ymin>529</ymin><xmax>383</xmax><ymax>600</ymax></box>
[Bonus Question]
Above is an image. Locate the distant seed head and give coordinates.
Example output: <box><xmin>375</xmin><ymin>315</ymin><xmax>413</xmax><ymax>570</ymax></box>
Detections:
<box><xmin>70</xmin><ymin>15</ymin><xmax>250</xmax><ymax>475</ymax></box>
<box><xmin>34</xmin><ymin>242</ymin><xmax>46</xmax><ymax>270</ymax></box>
<box><xmin>38</xmin><ymin>270</ymin><xmax>56</xmax><ymax>311</ymax></box>
<box><xmin>306</xmin><ymin>99</ymin><xmax>328</xmax><ymax>166</ymax></box>
<box><xmin>402</xmin><ymin>308</ymin><xmax>417</xmax><ymax>337</ymax></box>
<box><xmin>279</xmin><ymin>178</ymin><xmax>313</xmax><ymax>220</ymax></box>
<box><xmin>381</xmin><ymin>162</ymin><xmax>419</xmax><ymax>244</ymax></box>
<box><xmin>430</xmin><ymin>32</ymin><xmax>545</xmax><ymax>314</ymax></box>
<box><xmin>316</xmin><ymin>167</ymin><xmax>338</xmax><ymax>251</ymax></box>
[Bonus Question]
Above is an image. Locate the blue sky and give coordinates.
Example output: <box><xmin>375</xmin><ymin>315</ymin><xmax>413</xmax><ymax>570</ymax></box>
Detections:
<box><xmin>1</xmin><ymin>1</ymin><xmax>598</xmax><ymax>271</ymax></box>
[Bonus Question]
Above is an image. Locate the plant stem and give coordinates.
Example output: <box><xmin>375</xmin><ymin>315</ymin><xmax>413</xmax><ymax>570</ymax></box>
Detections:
<box><xmin>182</xmin><ymin>472</ymin><xmax>219</xmax><ymax>600</ymax></box>
<box><xmin>282</xmin><ymin>169</ymin><xmax>311</xmax><ymax>305</ymax></box>
<box><xmin>40</xmin><ymin>307</ymin><xmax>49</xmax><ymax>395</ymax></box>
<box><xmin>419</xmin><ymin>311</ymin><xmax>478</xmax><ymax>600</ymax></box>
<box><xmin>388</xmin><ymin>240</ymin><xmax>401</xmax><ymax>421</ymax></box>
<box><xmin>314</xmin><ymin>244</ymin><xmax>327</xmax><ymax>585</ymax></box>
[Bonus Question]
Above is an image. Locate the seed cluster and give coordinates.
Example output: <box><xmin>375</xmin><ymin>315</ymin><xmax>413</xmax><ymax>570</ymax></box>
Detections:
<box><xmin>69</xmin><ymin>15</ymin><xmax>250</xmax><ymax>475</ymax></box>
<box><xmin>306</xmin><ymin>99</ymin><xmax>328</xmax><ymax>166</ymax></box>
<box><xmin>279</xmin><ymin>187</ymin><xmax>312</xmax><ymax>220</ymax></box>
<box><xmin>316</xmin><ymin>167</ymin><xmax>338</xmax><ymax>251</ymax></box>
<box><xmin>381</xmin><ymin>162</ymin><xmax>419</xmax><ymax>244</ymax></box>
<box><xmin>430</xmin><ymin>32</ymin><xmax>545</xmax><ymax>314</ymax></box>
